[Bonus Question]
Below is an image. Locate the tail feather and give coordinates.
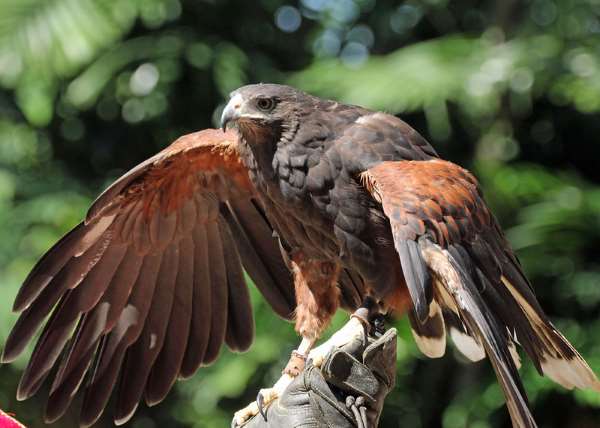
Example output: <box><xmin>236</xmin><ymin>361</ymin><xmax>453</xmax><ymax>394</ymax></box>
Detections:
<box><xmin>465</xmin><ymin>232</ymin><xmax>600</xmax><ymax>392</ymax></box>
<box><xmin>501</xmin><ymin>276</ymin><xmax>600</xmax><ymax>392</ymax></box>
<box><xmin>420</xmin><ymin>239</ymin><xmax>537</xmax><ymax>428</ymax></box>
<box><xmin>444</xmin><ymin>310</ymin><xmax>486</xmax><ymax>362</ymax></box>
<box><xmin>408</xmin><ymin>300</ymin><xmax>446</xmax><ymax>358</ymax></box>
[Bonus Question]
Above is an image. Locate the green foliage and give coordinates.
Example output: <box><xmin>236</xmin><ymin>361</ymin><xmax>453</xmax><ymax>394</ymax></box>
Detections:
<box><xmin>1</xmin><ymin>0</ymin><xmax>600</xmax><ymax>427</ymax></box>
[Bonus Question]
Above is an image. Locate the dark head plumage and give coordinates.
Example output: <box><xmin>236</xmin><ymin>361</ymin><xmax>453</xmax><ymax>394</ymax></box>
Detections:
<box><xmin>220</xmin><ymin>84</ymin><xmax>311</xmax><ymax>143</ymax></box>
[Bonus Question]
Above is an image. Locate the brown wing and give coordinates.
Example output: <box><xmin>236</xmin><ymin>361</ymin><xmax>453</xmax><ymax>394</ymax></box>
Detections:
<box><xmin>2</xmin><ymin>129</ymin><xmax>295</xmax><ymax>426</ymax></box>
<box><xmin>362</xmin><ymin>159</ymin><xmax>600</xmax><ymax>428</ymax></box>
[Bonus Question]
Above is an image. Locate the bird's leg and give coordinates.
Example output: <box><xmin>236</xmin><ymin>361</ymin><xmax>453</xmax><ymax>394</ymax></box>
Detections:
<box><xmin>231</xmin><ymin>298</ymin><xmax>380</xmax><ymax>426</ymax></box>
<box><xmin>232</xmin><ymin>257</ymin><xmax>340</xmax><ymax>426</ymax></box>
<box><xmin>252</xmin><ymin>336</ymin><xmax>316</xmax><ymax>422</ymax></box>
<box><xmin>244</xmin><ymin>304</ymin><xmax>374</xmax><ymax>425</ymax></box>
<box><xmin>306</xmin><ymin>296</ymin><xmax>379</xmax><ymax>368</ymax></box>
<box><xmin>251</xmin><ymin>301</ymin><xmax>364</xmax><ymax>421</ymax></box>
<box><xmin>231</xmin><ymin>336</ymin><xmax>318</xmax><ymax>427</ymax></box>
<box><xmin>282</xmin><ymin>336</ymin><xmax>315</xmax><ymax>376</ymax></box>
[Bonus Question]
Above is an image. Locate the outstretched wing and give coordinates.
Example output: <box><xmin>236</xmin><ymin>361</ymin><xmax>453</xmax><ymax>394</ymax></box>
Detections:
<box><xmin>2</xmin><ymin>129</ymin><xmax>295</xmax><ymax>426</ymax></box>
<box><xmin>361</xmin><ymin>159</ymin><xmax>600</xmax><ymax>428</ymax></box>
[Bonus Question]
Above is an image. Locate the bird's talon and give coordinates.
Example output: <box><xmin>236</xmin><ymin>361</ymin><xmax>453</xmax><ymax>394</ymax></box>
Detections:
<box><xmin>359</xmin><ymin>406</ymin><xmax>368</xmax><ymax>427</ymax></box>
<box><xmin>257</xmin><ymin>392</ymin><xmax>267</xmax><ymax>421</ymax></box>
<box><xmin>232</xmin><ymin>402</ymin><xmax>258</xmax><ymax>427</ymax></box>
<box><xmin>345</xmin><ymin>395</ymin><xmax>355</xmax><ymax>408</ymax></box>
<box><xmin>345</xmin><ymin>395</ymin><xmax>368</xmax><ymax>428</ymax></box>
<box><xmin>371</xmin><ymin>314</ymin><xmax>386</xmax><ymax>337</ymax></box>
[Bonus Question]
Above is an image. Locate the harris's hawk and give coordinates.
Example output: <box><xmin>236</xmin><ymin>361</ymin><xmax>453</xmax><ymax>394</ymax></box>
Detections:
<box><xmin>3</xmin><ymin>84</ymin><xmax>599</xmax><ymax>428</ymax></box>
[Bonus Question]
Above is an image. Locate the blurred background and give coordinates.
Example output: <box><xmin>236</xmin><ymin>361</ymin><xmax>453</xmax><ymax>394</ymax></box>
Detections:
<box><xmin>1</xmin><ymin>0</ymin><xmax>600</xmax><ymax>427</ymax></box>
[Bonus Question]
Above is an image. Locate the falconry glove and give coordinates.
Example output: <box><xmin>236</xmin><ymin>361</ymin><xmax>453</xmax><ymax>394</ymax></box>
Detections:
<box><xmin>239</xmin><ymin>327</ymin><xmax>397</xmax><ymax>428</ymax></box>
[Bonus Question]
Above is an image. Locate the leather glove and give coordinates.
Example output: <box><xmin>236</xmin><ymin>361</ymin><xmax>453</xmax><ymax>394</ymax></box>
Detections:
<box><xmin>239</xmin><ymin>327</ymin><xmax>397</xmax><ymax>428</ymax></box>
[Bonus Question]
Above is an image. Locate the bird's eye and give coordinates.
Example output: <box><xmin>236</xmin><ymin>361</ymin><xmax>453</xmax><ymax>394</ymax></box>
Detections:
<box><xmin>256</xmin><ymin>98</ymin><xmax>275</xmax><ymax>111</ymax></box>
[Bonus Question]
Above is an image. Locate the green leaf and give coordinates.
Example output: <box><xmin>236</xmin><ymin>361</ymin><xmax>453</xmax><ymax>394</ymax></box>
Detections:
<box><xmin>0</xmin><ymin>0</ymin><xmax>139</xmax><ymax>124</ymax></box>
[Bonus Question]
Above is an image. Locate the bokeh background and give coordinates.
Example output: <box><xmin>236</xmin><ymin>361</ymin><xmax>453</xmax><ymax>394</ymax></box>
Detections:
<box><xmin>1</xmin><ymin>0</ymin><xmax>600</xmax><ymax>427</ymax></box>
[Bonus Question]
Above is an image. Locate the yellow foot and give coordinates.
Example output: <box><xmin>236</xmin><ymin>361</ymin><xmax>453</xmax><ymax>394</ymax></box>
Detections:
<box><xmin>231</xmin><ymin>374</ymin><xmax>294</xmax><ymax>427</ymax></box>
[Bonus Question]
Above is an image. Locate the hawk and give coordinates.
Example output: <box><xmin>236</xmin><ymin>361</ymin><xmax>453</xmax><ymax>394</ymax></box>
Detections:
<box><xmin>3</xmin><ymin>84</ymin><xmax>599</xmax><ymax>428</ymax></box>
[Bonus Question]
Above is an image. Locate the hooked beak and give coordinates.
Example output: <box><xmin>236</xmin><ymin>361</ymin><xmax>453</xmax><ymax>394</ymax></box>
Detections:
<box><xmin>220</xmin><ymin>93</ymin><xmax>244</xmax><ymax>132</ymax></box>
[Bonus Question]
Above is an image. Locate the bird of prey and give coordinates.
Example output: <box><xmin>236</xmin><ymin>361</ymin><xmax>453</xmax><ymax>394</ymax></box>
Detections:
<box><xmin>3</xmin><ymin>84</ymin><xmax>599</xmax><ymax>428</ymax></box>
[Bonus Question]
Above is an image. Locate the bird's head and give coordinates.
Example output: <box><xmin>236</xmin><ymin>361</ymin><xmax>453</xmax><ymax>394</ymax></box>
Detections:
<box><xmin>220</xmin><ymin>84</ymin><xmax>305</xmax><ymax>146</ymax></box>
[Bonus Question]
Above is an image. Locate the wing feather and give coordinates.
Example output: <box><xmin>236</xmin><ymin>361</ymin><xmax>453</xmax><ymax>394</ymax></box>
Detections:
<box><xmin>4</xmin><ymin>129</ymin><xmax>296</xmax><ymax>425</ymax></box>
<box><xmin>361</xmin><ymin>159</ymin><xmax>600</xmax><ymax>427</ymax></box>
<box><xmin>180</xmin><ymin>224</ymin><xmax>212</xmax><ymax>379</ymax></box>
<box><xmin>145</xmin><ymin>235</ymin><xmax>194</xmax><ymax>406</ymax></box>
<box><xmin>4</xmin><ymin>234</ymin><xmax>111</xmax><ymax>362</ymax></box>
<box><xmin>12</xmin><ymin>227</ymin><xmax>83</xmax><ymax>312</ymax></box>
<box><xmin>396</xmin><ymin>239</ymin><xmax>432</xmax><ymax>322</ymax></box>
<box><xmin>202</xmin><ymin>221</ymin><xmax>228</xmax><ymax>365</ymax></box>
<box><xmin>45</xmin><ymin>315</ymin><xmax>101</xmax><ymax>423</ymax></box>
<box><xmin>115</xmin><ymin>243</ymin><xmax>179</xmax><ymax>424</ymax></box>
<box><xmin>17</xmin><ymin>243</ymin><xmax>128</xmax><ymax>401</ymax></box>
<box><xmin>338</xmin><ymin>268</ymin><xmax>365</xmax><ymax>311</ymax></box>
<box><xmin>223</xmin><ymin>200</ymin><xmax>295</xmax><ymax>318</ymax></box>
<box><xmin>222</xmin><ymin>218</ymin><xmax>254</xmax><ymax>352</ymax></box>
<box><xmin>80</xmin><ymin>252</ymin><xmax>163</xmax><ymax>427</ymax></box>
